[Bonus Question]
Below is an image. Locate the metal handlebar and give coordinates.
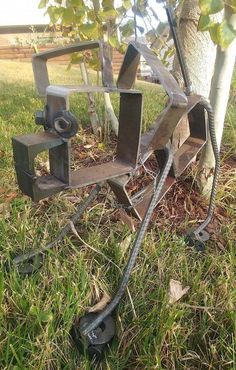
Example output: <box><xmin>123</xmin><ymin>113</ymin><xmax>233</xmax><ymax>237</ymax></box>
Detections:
<box><xmin>32</xmin><ymin>40</ymin><xmax>114</xmax><ymax>96</ymax></box>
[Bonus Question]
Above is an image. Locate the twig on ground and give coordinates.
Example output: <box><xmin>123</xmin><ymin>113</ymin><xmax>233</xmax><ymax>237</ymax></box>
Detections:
<box><xmin>181</xmin><ymin>303</ymin><xmax>230</xmax><ymax>311</ymax></box>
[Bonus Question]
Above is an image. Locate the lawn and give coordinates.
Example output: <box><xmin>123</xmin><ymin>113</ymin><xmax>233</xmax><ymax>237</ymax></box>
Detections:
<box><xmin>0</xmin><ymin>59</ymin><xmax>235</xmax><ymax>370</ymax></box>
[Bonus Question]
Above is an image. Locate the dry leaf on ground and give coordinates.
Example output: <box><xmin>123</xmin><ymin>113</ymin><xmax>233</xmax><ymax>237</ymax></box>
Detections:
<box><xmin>118</xmin><ymin>210</ymin><xmax>137</xmax><ymax>231</ymax></box>
<box><xmin>6</xmin><ymin>192</ymin><xmax>18</xmax><ymax>202</ymax></box>
<box><xmin>88</xmin><ymin>292</ymin><xmax>111</xmax><ymax>313</ymax></box>
<box><xmin>168</xmin><ymin>279</ymin><xmax>190</xmax><ymax>304</ymax></box>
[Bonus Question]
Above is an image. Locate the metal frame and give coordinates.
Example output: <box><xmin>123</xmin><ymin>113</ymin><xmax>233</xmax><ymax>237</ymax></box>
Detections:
<box><xmin>10</xmin><ymin>33</ymin><xmax>221</xmax><ymax>361</ymax></box>
<box><xmin>12</xmin><ymin>40</ymin><xmax>207</xmax><ymax>220</ymax></box>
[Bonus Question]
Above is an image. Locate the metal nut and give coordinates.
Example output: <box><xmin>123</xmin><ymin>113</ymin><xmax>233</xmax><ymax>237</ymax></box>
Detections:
<box><xmin>54</xmin><ymin>117</ymin><xmax>71</xmax><ymax>133</ymax></box>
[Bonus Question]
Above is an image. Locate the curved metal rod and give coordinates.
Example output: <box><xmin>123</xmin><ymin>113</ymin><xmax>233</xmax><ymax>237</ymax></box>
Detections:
<box><xmin>12</xmin><ymin>184</ymin><xmax>101</xmax><ymax>269</ymax></box>
<box><xmin>193</xmin><ymin>99</ymin><xmax>220</xmax><ymax>235</ymax></box>
<box><xmin>81</xmin><ymin>148</ymin><xmax>174</xmax><ymax>339</ymax></box>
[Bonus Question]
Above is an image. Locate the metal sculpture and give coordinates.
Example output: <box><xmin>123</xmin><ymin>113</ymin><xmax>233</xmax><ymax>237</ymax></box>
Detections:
<box><xmin>11</xmin><ymin>7</ymin><xmax>220</xmax><ymax>360</ymax></box>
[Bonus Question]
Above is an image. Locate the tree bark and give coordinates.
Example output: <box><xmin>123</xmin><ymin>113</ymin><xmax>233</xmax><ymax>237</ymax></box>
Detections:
<box><xmin>172</xmin><ymin>0</ymin><xmax>217</xmax><ymax>151</ymax></box>
<box><xmin>104</xmin><ymin>92</ymin><xmax>119</xmax><ymax>136</ymax></box>
<box><xmin>198</xmin><ymin>5</ymin><xmax>236</xmax><ymax>194</ymax></box>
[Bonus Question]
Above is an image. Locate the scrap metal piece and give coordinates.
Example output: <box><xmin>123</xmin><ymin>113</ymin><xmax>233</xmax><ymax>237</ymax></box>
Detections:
<box><xmin>117</xmin><ymin>41</ymin><xmax>188</xmax><ymax>108</ymax></box>
<box><xmin>109</xmin><ymin>95</ymin><xmax>206</xmax><ymax>221</ymax></box>
<box><xmin>185</xmin><ymin>230</ymin><xmax>210</xmax><ymax>252</ymax></box>
<box><xmin>52</xmin><ymin>110</ymin><xmax>78</xmax><ymax>138</ymax></box>
<box><xmin>12</xmin><ymin>89</ymin><xmax>143</xmax><ymax>199</ymax></box>
<box><xmin>12</xmin><ymin>131</ymin><xmax>70</xmax><ymax>201</ymax></box>
<box><xmin>70</xmin><ymin>313</ymin><xmax>115</xmax><ymax>360</ymax></box>
<box><xmin>11</xmin><ymin>36</ymin><xmax>220</xmax><ymax>364</ymax></box>
<box><xmin>32</xmin><ymin>40</ymin><xmax>114</xmax><ymax>96</ymax></box>
<box><xmin>12</xmin><ymin>40</ymin><xmax>208</xmax><ymax>217</ymax></box>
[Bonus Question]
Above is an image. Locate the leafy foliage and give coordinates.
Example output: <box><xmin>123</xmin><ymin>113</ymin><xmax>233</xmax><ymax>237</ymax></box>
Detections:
<box><xmin>40</xmin><ymin>0</ymin><xmax>132</xmax><ymax>51</ymax></box>
<box><xmin>38</xmin><ymin>0</ymin><xmax>177</xmax><ymax>71</ymax></box>
<box><xmin>198</xmin><ymin>0</ymin><xmax>236</xmax><ymax>48</ymax></box>
<box><xmin>199</xmin><ymin>0</ymin><xmax>224</xmax><ymax>15</ymax></box>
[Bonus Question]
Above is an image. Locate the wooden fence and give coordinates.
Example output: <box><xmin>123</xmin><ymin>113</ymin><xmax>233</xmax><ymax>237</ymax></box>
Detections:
<box><xmin>0</xmin><ymin>44</ymin><xmax>124</xmax><ymax>74</ymax></box>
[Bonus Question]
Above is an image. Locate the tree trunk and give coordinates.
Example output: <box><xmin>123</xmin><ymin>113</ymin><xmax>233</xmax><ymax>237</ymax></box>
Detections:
<box><xmin>103</xmin><ymin>29</ymin><xmax>119</xmax><ymax>136</ymax></box>
<box><xmin>80</xmin><ymin>62</ymin><xmax>101</xmax><ymax>136</ymax></box>
<box><xmin>172</xmin><ymin>0</ymin><xmax>217</xmax><ymax>151</ymax></box>
<box><xmin>104</xmin><ymin>92</ymin><xmax>119</xmax><ymax>136</ymax></box>
<box><xmin>198</xmin><ymin>5</ymin><xmax>236</xmax><ymax>194</ymax></box>
<box><xmin>92</xmin><ymin>0</ymin><xmax>119</xmax><ymax>136</ymax></box>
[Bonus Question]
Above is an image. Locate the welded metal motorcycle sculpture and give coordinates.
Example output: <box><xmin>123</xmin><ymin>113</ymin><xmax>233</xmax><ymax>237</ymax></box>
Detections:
<box><xmin>11</xmin><ymin>8</ymin><xmax>220</xmax><ymax>360</ymax></box>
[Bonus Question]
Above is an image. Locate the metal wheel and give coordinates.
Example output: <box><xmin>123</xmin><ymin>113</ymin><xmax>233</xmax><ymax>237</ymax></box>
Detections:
<box><xmin>70</xmin><ymin>312</ymin><xmax>115</xmax><ymax>360</ymax></box>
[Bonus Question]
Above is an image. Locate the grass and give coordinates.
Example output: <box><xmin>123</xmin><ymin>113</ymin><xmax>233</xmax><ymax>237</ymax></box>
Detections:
<box><xmin>0</xmin><ymin>60</ymin><xmax>235</xmax><ymax>370</ymax></box>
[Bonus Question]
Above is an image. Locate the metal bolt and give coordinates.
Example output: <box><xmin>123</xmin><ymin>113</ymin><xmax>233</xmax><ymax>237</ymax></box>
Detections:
<box><xmin>35</xmin><ymin>110</ymin><xmax>46</xmax><ymax>125</ymax></box>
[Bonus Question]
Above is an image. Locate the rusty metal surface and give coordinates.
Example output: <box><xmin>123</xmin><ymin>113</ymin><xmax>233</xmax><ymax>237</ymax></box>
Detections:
<box><xmin>13</xmin><ymin>40</ymin><xmax>208</xmax><ymax>223</ymax></box>
<box><xmin>71</xmin><ymin>161</ymin><xmax>132</xmax><ymax>188</ymax></box>
<box><xmin>12</xmin><ymin>132</ymin><xmax>69</xmax><ymax>201</ymax></box>
<box><xmin>107</xmin><ymin>94</ymin><xmax>206</xmax><ymax>220</ymax></box>
<box><xmin>32</xmin><ymin>40</ymin><xmax>114</xmax><ymax>96</ymax></box>
<box><xmin>117</xmin><ymin>92</ymin><xmax>142</xmax><ymax>166</ymax></box>
<box><xmin>117</xmin><ymin>42</ymin><xmax>188</xmax><ymax>108</ymax></box>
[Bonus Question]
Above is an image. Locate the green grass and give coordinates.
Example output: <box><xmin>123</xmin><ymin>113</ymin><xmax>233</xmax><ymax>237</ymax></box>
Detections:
<box><xmin>0</xmin><ymin>60</ymin><xmax>235</xmax><ymax>369</ymax></box>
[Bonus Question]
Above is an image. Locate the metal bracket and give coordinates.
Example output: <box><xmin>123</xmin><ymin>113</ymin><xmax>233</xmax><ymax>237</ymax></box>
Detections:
<box><xmin>32</xmin><ymin>40</ymin><xmax>114</xmax><ymax>96</ymax></box>
<box><xmin>12</xmin><ymin>132</ymin><xmax>70</xmax><ymax>201</ymax></box>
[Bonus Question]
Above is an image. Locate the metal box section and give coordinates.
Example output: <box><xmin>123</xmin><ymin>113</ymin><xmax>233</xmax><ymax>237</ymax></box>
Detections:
<box><xmin>12</xmin><ymin>40</ymin><xmax>207</xmax><ymax>222</ymax></box>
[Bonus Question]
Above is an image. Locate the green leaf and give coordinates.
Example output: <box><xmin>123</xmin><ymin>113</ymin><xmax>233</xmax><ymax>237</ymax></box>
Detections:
<box><xmin>198</xmin><ymin>14</ymin><xmax>215</xmax><ymax>31</ymax></box>
<box><xmin>38</xmin><ymin>0</ymin><xmax>49</xmax><ymax>9</ymax></box>
<box><xmin>80</xmin><ymin>23</ymin><xmax>99</xmax><ymax>38</ymax></box>
<box><xmin>69</xmin><ymin>0</ymin><xmax>84</xmax><ymax>6</ymax></box>
<box><xmin>199</xmin><ymin>0</ymin><xmax>224</xmax><ymax>15</ymax></box>
<box><xmin>102</xmin><ymin>0</ymin><xmax>114</xmax><ymax>9</ymax></box>
<box><xmin>209</xmin><ymin>22</ymin><xmax>220</xmax><ymax>43</ymax></box>
<box><xmin>116</xmin><ymin>5</ymin><xmax>127</xmax><ymax>15</ymax></box>
<box><xmin>98</xmin><ymin>7</ymin><xmax>118</xmax><ymax>20</ymax></box>
<box><xmin>38</xmin><ymin>310</ymin><xmax>53</xmax><ymax>323</ymax></box>
<box><xmin>118</xmin><ymin>42</ymin><xmax>127</xmax><ymax>54</ymax></box>
<box><xmin>88</xmin><ymin>56</ymin><xmax>101</xmax><ymax>71</ymax></box>
<box><xmin>122</xmin><ymin>0</ymin><xmax>132</xmax><ymax>10</ymax></box>
<box><xmin>47</xmin><ymin>6</ymin><xmax>64</xmax><ymax>23</ymax></box>
<box><xmin>74</xmin><ymin>9</ymin><xmax>86</xmax><ymax>24</ymax></box>
<box><xmin>132</xmin><ymin>5</ymin><xmax>148</xmax><ymax>18</ymax></box>
<box><xmin>120</xmin><ymin>19</ymin><xmax>135</xmax><ymax>37</ymax></box>
<box><xmin>70</xmin><ymin>52</ymin><xmax>84</xmax><ymax>64</ymax></box>
<box><xmin>29</xmin><ymin>306</ymin><xmax>53</xmax><ymax>322</ymax></box>
<box><xmin>217</xmin><ymin>20</ymin><xmax>236</xmax><ymax>48</ymax></box>
<box><xmin>108</xmin><ymin>34</ymin><xmax>120</xmax><ymax>48</ymax></box>
<box><xmin>62</xmin><ymin>7</ymin><xmax>75</xmax><ymax>25</ymax></box>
